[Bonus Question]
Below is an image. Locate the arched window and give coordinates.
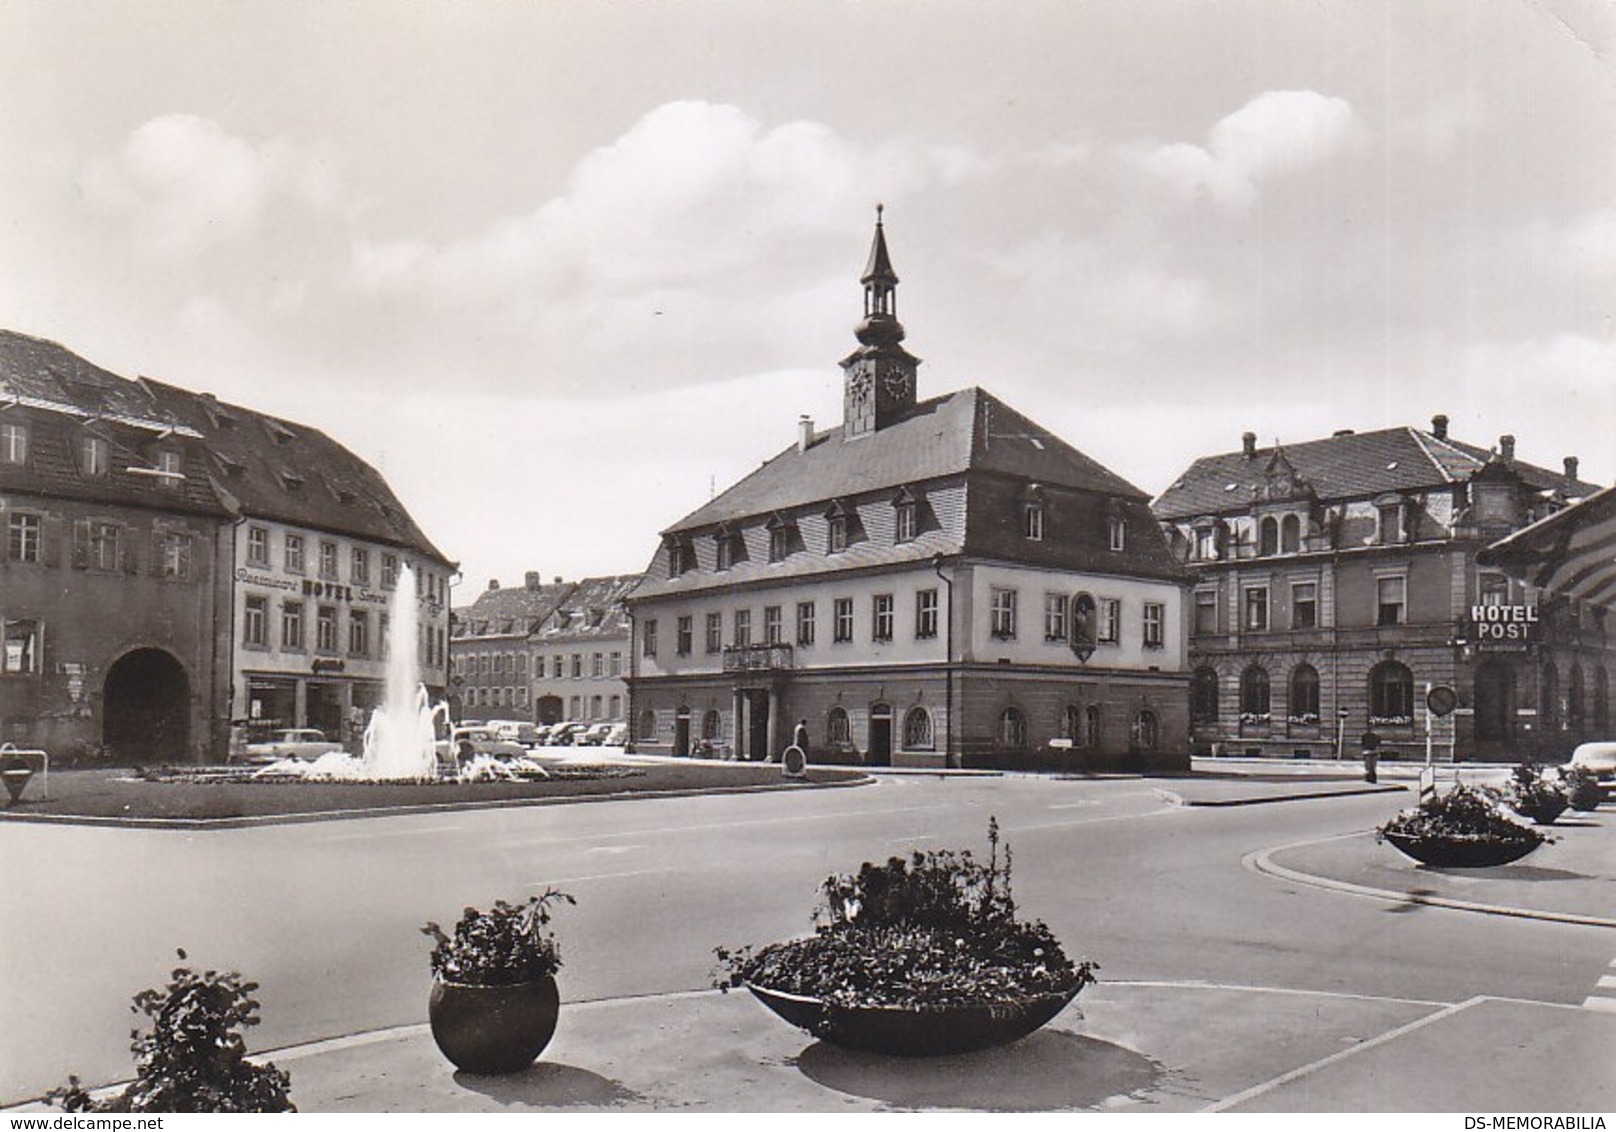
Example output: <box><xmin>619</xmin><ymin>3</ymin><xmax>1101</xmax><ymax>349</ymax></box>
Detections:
<box><xmin>1190</xmin><ymin>667</ymin><xmax>1219</xmax><ymax>724</ymax></box>
<box><xmin>1568</xmin><ymin>663</ymin><xmax>1585</xmax><ymax>731</ymax></box>
<box><xmin>1540</xmin><ymin>663</ymin><xmax>1560</xmax><ymax>731</ymax></box>
<box><xmin>1280</xmin><ymin>513</ymin><xmax>1301</xmax><ymax>554</ymax></box>
<box><xmin>999</xmin><ymin>706</ymin><xmax>1027</xmax><ymax>748</ymax></box>
<box><xmin>1072</xmin><ymin>593</ymin><xmax>1097</xmax><ymax>649</ymax></box>
<box><xmin>1084</xmin><ymin>704</ymin><xmax>1102</xmax><ymax>748</ymax></box>
<box><xmin>701</xmin><ymin>709</ymin><xmax>721</xmax><ymax>740</ymax></box>
<box><xmin>1063</xmin><ymin>703</ymin><xmax>1083</xmax><ymax>742</ymax></box>
<box><xmin>1369</xmin><ymin>661</ymin><xmax>1414</xmax><ymax>724</ymax></box>
<box><xmin>1240</xmin><ymin>665</ymin><xmax>1270</xmax><ymax>720</ymax></box>
<box><xmin>637</xmin><ymin>709</ymin><xmax>657</xmax><ymax>740</ymax></box>
<box><xmin>1259</xmin><ymin>516</ymin><xmax>1279</xmax><ymax>557</ymax></box>
<box><xmin>1133</xmin><ymin>710</ymin><xmax>1159</xmax><ymax>750</ymax></box>
<box><xmin>827</xmin><ymin>707</ymin><xmax>851</xmax><ymax>745</ymax></box>
<box><xmin>902</xmin><ymin>707</ymin><xmax>934</xmax><ymax>750</ymax></box>
<box><xmin>1289</xmin><ymin>664</ymin><xmax>1320</xmax><ymax>723</ymax></box>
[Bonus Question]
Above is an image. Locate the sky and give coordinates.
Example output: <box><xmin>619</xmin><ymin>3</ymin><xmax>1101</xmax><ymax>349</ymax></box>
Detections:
<box><xmin>2</xmin><ymin>0</ymin><xmax>1612</xmax><ymax>599</ymax></box>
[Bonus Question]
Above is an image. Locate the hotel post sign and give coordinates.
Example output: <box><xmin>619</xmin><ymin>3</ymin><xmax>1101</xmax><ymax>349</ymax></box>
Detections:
<box><xmin>1467</xmin><ymin>604</ymin><xmax>1539</xmax><ymax>652</ymax></box>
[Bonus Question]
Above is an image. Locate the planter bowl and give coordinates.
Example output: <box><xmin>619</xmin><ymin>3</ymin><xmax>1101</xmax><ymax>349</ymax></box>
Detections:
<box><xmin>1515</xmin><ymin>795</ymin><xmax>1569</xmax><ymax>826</ymax></box>
<box><xmin>745</xmin><ymin>981</ymin><xmax>1081</xmax><ymax>1057</ymax></box>
<box><xmin>1382</xmin><ymin>831</ymin><xmax>1540</xmax><ymax>868</ymax></box>
<box><xmin>428</xmin><ymin>974</ymin><xmax>559</xmax><ymax>1075</ymax></box>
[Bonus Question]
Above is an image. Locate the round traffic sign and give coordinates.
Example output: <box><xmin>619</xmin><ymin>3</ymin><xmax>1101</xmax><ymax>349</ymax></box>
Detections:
<box><xmin>1426</xmin><ymin>685</ymin><xmax>1459</xmax><ymax>717</ymax></box>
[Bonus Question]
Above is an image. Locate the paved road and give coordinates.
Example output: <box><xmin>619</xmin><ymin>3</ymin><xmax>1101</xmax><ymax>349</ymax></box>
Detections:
<box><xmin>2</xmin><ymin>774</ymin><xmax>1611</xmax><ymax>1109</ymax></box>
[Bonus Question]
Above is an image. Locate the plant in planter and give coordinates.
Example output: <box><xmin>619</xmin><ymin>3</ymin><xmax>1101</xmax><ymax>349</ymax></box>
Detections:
<box><xmin>47</xmin><ymin>949</ymin><xmax>293</xmax><ymax>1113</ymax></box>
<box><xmin>1553</xmin><ymin>764</ymin><xmax>1604</xmax><ymax>812</ymax></box>
<box><xmin>1377</xmin><ymin>783</ymin><xmax>1550</xmax><ymax>867</ymax></box>
<box><xmin>1488</xmin><ymin>763</ymin><xmax>1569</xmax><ymax>825</ymax></box>
<box><xmin>715</xmin><ymin>818</ymin><xmax>1097</xmax><ymax>1057</ymax></box>
<box><xmin>421</xmin><ymin>888</ymin><xmax>575</xmax><ymax>1075</ymax></box>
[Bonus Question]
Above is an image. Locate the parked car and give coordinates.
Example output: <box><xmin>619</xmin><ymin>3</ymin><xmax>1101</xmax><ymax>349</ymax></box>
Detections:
<box><xmin>1569</xmin><ymin>741</ymin><xmax>1616</xmax><ymax>781</ymax></box>
<box><xmin>488</xmin><ymin>720</ymin><xmax>541</xmax><ymax>747</ymax></box>
<box><xmin>435</xmin><ymin>727</ymin><xmax>528</xmax><ymax>764</ymax></box>
<box><xmin>601</xmin><ymin>723</ymin><xmax>629</xmax><ymax>748</ymax></box>
<box><xmin>545</xmin><ymin>722</ymin><xmax>588</xmax><ymax>746</ymax></box>
<box><xmin>576</xmin><ymin>723</ymin><xmax>615</xmax><ymax>746</ymax></box>
<box><xmin>240</xmin><ymin>728</ymin><xmax>345</xmax><ymax>764</ymax></box>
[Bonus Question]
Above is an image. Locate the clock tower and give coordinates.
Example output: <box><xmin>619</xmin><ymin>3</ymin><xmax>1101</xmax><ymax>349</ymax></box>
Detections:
<box><xmin>841</xmin><ymin>206</ymin><xmax>920</xmax><ymax>439</ymax></box>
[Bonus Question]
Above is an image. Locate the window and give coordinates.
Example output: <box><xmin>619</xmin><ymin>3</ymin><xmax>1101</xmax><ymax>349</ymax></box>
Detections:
<box><xmin>590</xmin><ymin>694</ymin><xmax>603</xmax><ymax>719</ymax></box>
<box><xmin>1376</xmin><ymin>575</ymin><xmax>1406</xmax><ymax>627</ymax></box>
<box><xmin>675</xmin><ymin>615</ymin><xmax>693</xmax><ymax>656</ymax></box>
<box><xmin>246</xmin><ymin>525</ymin><xmax>270</xmax><ymax>566</ymax></box>
<box><xmin>827</xmin><ymin>707</ymin><xmax>851</xmax><ymax>745</ymax></box>
<box><xmin>1084</xmin><ymin>704</ymin><xmax>1102</xmax><ymax>748</ymax></box>
<box><xmin>1479</xmin><ymin>572</ymin><xmax>1510</xmax><ymax>606</ymax></box>
<box><xmin>80</xmin><ymin>436</ymin><xmax>109</xmax><ymax>477</ymax></box>
<box><xmin>349</xmin><ymin>610</ymin><xmax>370</xmax><ymax>656</ymax></box>
<box><xmin>668</xmin><ymin>539</ymin><xmax>692</xmax><ymax>576</ymax></box>
<box><xmin>1098</xmin><ymin>598</ymin><xmax>1120</xmax><ymax>644</ymax></box>
<box><xmin>610</xmin><ymin>694</ymin><xmax>622</xmax><ymax>719</ymax></box>
<box><xmin>1243</xmin><ymin>585</ymin><xmax>1269</xmax><ymax>632</ymax></box>
<box><xmin>1143</xmin><ymin>602</ymin><xmax>1165</xmax><ymax>648</ymax></box>
<box><xmin>1281</xmin><ymin>514</ymin><xmax>1301</xmax><ymax>554</ymax></box>
<box><xmin>317</xmin><ymin>606</ymin><xmax>338</xmax><ymax>652</ymax></box>
<box><xmin>319</xmin><ymin>540</ymin><xmax>339</xmax><ymax>580</ymax></box>
<box><xmin>609</xmin><ymin>651</ymin><xmax>622</xmax><ymax>677</ymax></box>
<box><xmin>571</xmin><ymin>654</ymin><xmax>583</xmax><ymax>678</ymax></box>
<box><xmin>160</xmin><ymin>532</ymin><xmax>192</xmax><ymax>580</ymax></box>
<box><xmin>1044</xmin><ymin>593</ymin><xmax>1069</xmax><ymax>642</ymax></box>
<box><xmin>642</xmin><ymin>619</ymin><xmax>657</xmax><ymax>657</ymax></box>
<box><xmin>7</xmin><ymin>513</ymin><xmax>41</xmax><ymax>563</ymax></box>
<box><xmin>1369</xmin><ymin>661</ymin><xmax>1414</xmax><ymax>723</ymax></box>
<box><xmin>797</xmin><ymin>601</ymin><xmax>817</xmax><ymax>647</ymax></box>
<box><xmin>833</xmin><ymin>598</ymin><xmax>854</xmax><ymax>643</ymax></box>
<box><xmin>1378</xmin><ymin>502</ymin><xmax>1403</xmax><ymax>544</ymax></box>
<box><xmin>826</xmin><ymin>507</ymin><xmax>849</xmax><ymax>553</ymax></box>
<box><xmin>872</xmin><ymin>594</ymin><xmax>894</xmax><ymax>641</ymax></box>
<box><xmin>284</xmin><ymin>533</ymin><xmax>305</xmax><ymax>574</ymax></box>
<box><xmin>1023</xmin><ymin>502</ymin><xmax>1044</xmax><ymax>541</ymax></box>
<box><xmin>381</xmin><ymin>553</ymin><xmax>399</xmax><ymax>589</ymax></box>
<box><xmin>1292</xmin><ymin>581</ymin><xmax>1318</xmax><ymax>629</ymax></box>
<box><xmin>1193</xmin><ymin>589</ymin><xmax>1218</xmax><ymax>635</ymax></box>
<box><xmin>1195</xmin><ymin>525</ymin><xmax>1220</xmax><ymax>561</ymax></box>
<box><xmin>903</xmin><ymin>707</ymin><xmax>934</xmax><ymax>750</ymax></box>
<box><xmin>915</xmin><ymin>589</ymin><xmax>938</xmax><ymax>639</ymax></box>
<box><xmin>1108</xmin><ymin>515</ymin><xmax>1126</xmax><ymax>552</ymax></box>
<box><xmin>999</xmin><ymin>706</ymin><xmax>1028</xmax><ymax>748</ymax></box>
<box><xmin>379</xmin><ymin>613</ymin><xmax>390</xmax><ymax>659</ymax></box>
<box><xmin>282</xmin><ymin>601</ymin><xmax>305</xmax><ymax>650</ymax></box>
<box><xmin>764</xmin><ymin>605</ymin><xmax>783</xmax><ymax>644</ymax></box>
<box><xmin>1063</xmin><ymin>704</ymin><xmax>1084</xmax><ymax>743</ymax></box>
<box><xmin>701</xmin><ymin>708</ymin><xmax>719</xmax><ymax>740</ymax></box>
<box><xmin>83</xmin><ymin>522</ymin><xmax>120</xmax><ymax>572</ymax></box>
<box><xmin>592</xmin><ymin>652</ymin><xmax>604</xmax><ymax>677</ymax></box>
<box><xmin>638</xmin><ymin>709</ymin><xmax>657</xmax><ymax>740</ymax></box>
<box><xmin>1133</xmin><ymin>711</ymin><xmax>1159</xmax><ymax>750</ymax></box>
<box><xmin>1</xmin><ymin>423</ymin><xmax>28</xmax><ymax>464</ymax></box>
<box><xmin>768</xmin><ymin>523</ymin><xmax>792</xmax><ymax>563</ymax></box>
<box><xmin>244</xmin><ymin>596</ymin><xmax>268</xmax><ymax>647</ymax></box>
<box><xmin>1190</xmin><ymin>667</ymin><xmax>1220</xmax><ymax>724</ymax></box>
<box><xmin>895</xmin><ymin>502</ymin><xmax>917</xmax><ymax>543</ymax></box>
<box><xmin>704</xmin><ymin>612</ymin><xmax>723</xmax><ymax>654</ymax></box>
<box><xmin>1239</xmin><ymin>665</ymin><xmax>1271</xmax><ymax>721</ymax></box>
<box><xmin>1289</xmin><ymin>664</ymin><xmax>1320</xmax><ymax>723</ymax></box>
<box><xmin>1259</xmin><ymin>516</ymin><xmax>1279</xmax><ymax>557</ymax></box>
<box><xmin>715</xmin><ymin>530</ymin><xmax>737</xmax><ymax>571</ymax></box>
<box><xmin>733</xmin><ymin>609</ymin><xmax>752</xmax><ymax>647</ymax></box>
<box><xmin>2</xmin><ymin>620</ymin><xmax>41</xmax><ymax>674</ymax></box>
<box><xmin>351</xmin><ymin>547</ymin><xmax>370</xmax><ymax>586</ymax></box>
<box><xmin>1073</xmin><ymin>593</ymin><xmax>1097</xmax><ymax>649</ymax></box>
<box><xmin>155</xmin><ymin>449</ymin><xmax>183</xmax><ymax>490</ymax></box>
<box><xmin>551</xmin><ymin>655</ymin><xmax>564</xmax><ymax>678</ymax></box>
<box><xmin>990</xmin><ymin>587</ymin><xmax>1018</xmax><ymax>639</ymax></box>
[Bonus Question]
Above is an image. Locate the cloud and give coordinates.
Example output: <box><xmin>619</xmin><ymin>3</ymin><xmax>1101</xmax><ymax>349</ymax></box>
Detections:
<box><xmin>1131</xmin><ymin>90</ymin><xmax>1359</xmax><ymax>209</ymax></box>
<box><xmin>82</xmin><ymin>114</ymin><xmax>330</xmax><ymax>260</ymax></box>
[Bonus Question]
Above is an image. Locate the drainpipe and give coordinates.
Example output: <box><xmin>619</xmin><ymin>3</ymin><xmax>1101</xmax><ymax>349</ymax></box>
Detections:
<box><xmin>624</xmin><ymin>603</ymin><xmax>638</xmax><ymax>753</ymax></box>
<box><xmin>932</xmin><ymin>554</ymin><xmax>957</xmax><ymax>768</ymax></box>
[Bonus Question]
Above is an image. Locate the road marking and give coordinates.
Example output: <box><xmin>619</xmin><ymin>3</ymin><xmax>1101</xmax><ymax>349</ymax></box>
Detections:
<box><xmin>1599</xmin><ymin>974</ymin><xmax>1616</xmax><ymax>989</ymax></box>
<box><xmin>1202</xmin><ymin>997</ymin><xmax>1486</xmax><ymax>1112</ymax></box>
<box><xmin>1583</xmin><ymin>996</ymin><xmax>1616</xmax><ymax>1013</ymax></box>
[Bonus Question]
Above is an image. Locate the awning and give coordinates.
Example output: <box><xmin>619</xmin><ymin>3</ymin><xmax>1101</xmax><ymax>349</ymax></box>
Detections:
<box><xmin>1478</xmin><ymin>485</ymin><xmax>1616</xmax><ymax>612</ymax></box>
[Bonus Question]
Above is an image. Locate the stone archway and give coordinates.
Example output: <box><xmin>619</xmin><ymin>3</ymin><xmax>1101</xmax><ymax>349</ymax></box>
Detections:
<box><xmin>102</xmin><ymin>648</ymin><xmax>191</xmax><ymax>763</ymax></box>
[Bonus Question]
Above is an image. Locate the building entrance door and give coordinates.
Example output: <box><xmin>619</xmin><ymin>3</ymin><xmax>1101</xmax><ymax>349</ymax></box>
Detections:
<box><xmin>746</xmin><ymin>690</ymin><xmax>770</xmax><ymax>761</ymax></box>
<box><xmin>674</xmin><ymin>710</ymin><xmax>691</xmax><ymax>758</ymax></box>
<box><xmin>1474</xmin><ymin>660</ymin><xmax>1514</xmax><ymax>750</ymax></box>
<box><xmin>103</xmin><ymin>648</ymin><xmax>190</xmax><ymax>763</ymax></box>
<box><xmin>868</xmin><ymin>703</ymin><xmax>893</xmax><ymax>766</ymax></box>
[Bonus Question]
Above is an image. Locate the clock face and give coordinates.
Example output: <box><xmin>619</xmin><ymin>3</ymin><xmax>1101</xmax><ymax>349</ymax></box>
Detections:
<box><xmin>881</xmin><ymin>369</ymin><xmax>911</xmax><ymax>397</ymax></box>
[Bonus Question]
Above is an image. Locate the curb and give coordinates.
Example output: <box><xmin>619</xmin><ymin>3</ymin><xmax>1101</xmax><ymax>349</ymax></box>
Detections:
<box><xmin>0</xmin><ymin>773</ymin><xmax>875</xmax><ymax>831</ymax></box>
<box><xmin>1182</xmin><ymin>784</ymin><xmax>1406</xmax><ymax>807</ymax></box>
<box><xmin>1246</xmin><ymin>832</ymin><xmax>1616</xmax><ymax>930</ymax></box>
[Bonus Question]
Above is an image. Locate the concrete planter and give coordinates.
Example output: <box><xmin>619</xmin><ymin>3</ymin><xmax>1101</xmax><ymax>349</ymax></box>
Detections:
<box><xmin>428</xmin><ymin>975</ymin><xmax>559</xmax><ymax>1075</ymax></box>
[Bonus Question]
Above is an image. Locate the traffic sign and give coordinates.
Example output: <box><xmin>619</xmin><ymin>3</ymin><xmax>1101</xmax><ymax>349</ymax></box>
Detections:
<box><xmin>1426</xmin><ymin>685</ymin><xmax>1458</xmax><ymax>717</ymax></box>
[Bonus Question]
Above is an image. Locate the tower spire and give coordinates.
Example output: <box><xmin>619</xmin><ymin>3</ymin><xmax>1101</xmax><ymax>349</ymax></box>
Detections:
<box><xmin>841</xmin><ymin>208</ymin><xmax>920</xmax><ymax>438</ymax></box>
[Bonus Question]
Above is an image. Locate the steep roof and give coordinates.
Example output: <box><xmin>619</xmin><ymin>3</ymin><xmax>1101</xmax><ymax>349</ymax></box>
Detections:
<box><xmin>0</xmin><ymin>329</ymin><xmax>450</xmax><ymax>563</ymax></box>
<box><xmin>453</xmin><ymin>580</ymin><xmax>576</xmax><ymax>638</ymax></box>
<box><xmin>533</xmin><ymin>574</ymin><xmax>641</xmax><ymax>641</ymax></box>
<box><xmin>1153</xmin><ymin>426</ymin><xmax>1600</xmax><ymax>520</ymax></box>
<box><xmin>667</xmin><ymin>386</ymin><xmax>1147</xmax><ymax>534</ymax></box>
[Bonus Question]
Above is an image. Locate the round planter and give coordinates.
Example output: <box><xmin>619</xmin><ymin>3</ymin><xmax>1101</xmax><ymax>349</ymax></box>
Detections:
<box><xmin>746</xmin><ymin>981</ymin><xmax>1081</xmax><ymax>1057</ymax></box>
<box><xmin>1565</xmin><ymin>780</ymin><xmax>1603</xmax><ymax>812</ymax></box>
<box><xmin>428</xmin><ymin>975</ymin><xmax>559</xmax><ymax>1075</ymax></box>
<box><xmin>1514</xmin><ymin>795</ymin><xmax>1569</xmax><ymax>826</ymax></box>
<box><xmin>1381</xmin><ymin>831</ymin><xmax>1540</xmax><ymax>868</ymax></box>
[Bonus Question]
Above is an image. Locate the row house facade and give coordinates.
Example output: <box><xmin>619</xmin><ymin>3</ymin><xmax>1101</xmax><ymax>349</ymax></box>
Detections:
<box><xmin>1153</xmin><ymin>420</ymin><xmax>1609</xmax><ymax>761</ymax></box>
<box><xmin>0</xmin><ymin>330</ymin><xmax>453</xmax><ymax>761</ymax></box>
<box><xmin>625</xmin><ymin>215</ymin><xmax>1191</xmax><ymax>770</ymax></box>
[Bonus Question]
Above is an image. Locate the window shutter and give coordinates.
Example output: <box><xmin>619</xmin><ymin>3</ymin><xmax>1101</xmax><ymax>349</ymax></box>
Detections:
<box><xmin>71</xmin><ymin>519</ymin><xmax>90</xmax><ymax>570</ymax></box>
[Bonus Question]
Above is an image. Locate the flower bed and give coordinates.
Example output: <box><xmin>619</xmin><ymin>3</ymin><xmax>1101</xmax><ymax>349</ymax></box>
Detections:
<box><xmin>1378</xmin><ymin>783</ymin><xmax>1548</xmax><ymax>868</ymax></box>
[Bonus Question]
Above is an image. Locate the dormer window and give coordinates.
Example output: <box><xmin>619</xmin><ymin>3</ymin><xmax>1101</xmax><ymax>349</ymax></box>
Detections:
<box><xmin>0</xmin><ymin>423</ymin><xmax>27</xmax><ymax>465</ymax></box>
<box><xmin>892</xmin><ymin>487</ymin><xmax>920</xmax><ymax>544</ymax></box>
<box><xmin>766</xmin><ymin>513</ymin><xmax>797</xmax><ymax>563</ymax></box>
<box><xmin>825</xmin><ymin>501</ymin><xmax>852</xmax><ymax>554</ymax></box>
<box><xmin>79</xmin><ymin>435</ymin><xmax>109</xmax><ymax>477</ymax></box>
<box><xmin>1108</xmin><ymin>514</ymin><xmax>1126</xmax><ymax>552</ymax></box>
<box><xmin>714</xmin><ymin>526</ymin><xmax>742</xmax><ymax>571</ymax></box>
<box><xmin>155</xmin><ymin>449</ymin><xmax>184</xmax><ymax>491</ymax></box>
<box><xmin>1376</xmin><ymin>496</ymin><xmax>1406</xmax><ymax>544</ymax></box>
<box><xmin>667</xmin><ymin>538</ymin><xmax>693</xmax><ymax>577</ymax></box>
<box><xmin>1193</xmin><ymin>520</ymin><xmax>1222</xmax><ymax>561</ymax></box>
<box><xmin>1023</xmin><ymin>501</ymin><xmax>1044</xmax><ymax>541</ymax></box>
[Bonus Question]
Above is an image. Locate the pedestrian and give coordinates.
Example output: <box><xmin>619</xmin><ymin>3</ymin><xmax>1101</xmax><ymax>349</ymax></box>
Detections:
<box><xmin>1360</xmin><ymin>729</ymin><xmax>1381</xmax><ymax>784</ymax></box>
<box><xmin>792</xmin><ymin>718</ymin><xmax>809</xmax><ymax>753</ymax></box>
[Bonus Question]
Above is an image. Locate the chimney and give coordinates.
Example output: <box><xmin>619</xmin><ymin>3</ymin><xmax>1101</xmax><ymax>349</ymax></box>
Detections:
<box><xmin>488</xmin><ymin>579</ymin><xmax>500</xmax><ymax>590</ymax></box>
<box><xmin>553</xmin><ymin>575</ymin><xmax>562</xmax><ymax>585</ymax></box>
<box><xmin>1241</xmin><ymin>431</ymin><xmax>1257</xmax><ymax>458</ymax></box>
<box><xmin>1431</xmin><ymin>414</ymin><xmax>1449</xmax><ymax>440</ymax></box>
<box><xmin>1564</xmin><ymin>456</ymin><xmax>1579</xmax><ymax>480</ymax></box>
<box><xmin>1333</xmin><ymin>429</ymin><xmax>1355</xmax><ymax>438</ymax></box>
<box><xmin>1500</xmin><ymin>434</ymin><xmax>1516</xmax><ymax>461</ymax></box>
<box><xmin>525</xmin><ymin>571</ymin><xmax>541</xmax><ymax>590</ymax></box>
<box><xmin>798</xmin><ymin>415</ymin><xmax>814</xmax><ymax>453</ymax></box>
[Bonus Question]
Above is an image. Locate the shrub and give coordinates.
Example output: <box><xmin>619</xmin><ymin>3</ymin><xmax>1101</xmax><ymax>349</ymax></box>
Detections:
<box><xmin>423</xmin><ymin>888</ymin><xmax>575</xmax><ymax>986</ymax></box>
<box><xmin>48</xmin><ymin>950</ymin><xmax>293</xmax><ymax>1113</ymax></box>
<box><xmin>1378</xmin><ymin>783</ymin><xmax>1546</xmax><ymax>845</ymax></box>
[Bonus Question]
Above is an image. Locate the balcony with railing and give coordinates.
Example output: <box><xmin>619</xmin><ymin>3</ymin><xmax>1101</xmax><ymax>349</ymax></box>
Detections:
<box><xmin>722</xmin><ymin>643</ymin><xmax>794</xmax><ymax>673</ymax></box>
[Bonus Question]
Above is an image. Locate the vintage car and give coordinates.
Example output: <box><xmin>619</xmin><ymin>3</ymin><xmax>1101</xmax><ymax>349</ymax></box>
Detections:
<box><xmin>240</xmin><ymin>728</ymin><xmax>345</xmax><ymax>764</ymax></box>
<box><xmin>434</xmin><ymin>726</ymin><xmax>528</xmax><ymax>765</ymax></box>
<box><xmin>1569</xmin><ymin>741</ymin><xmax>1616</xmax><ymax>781</ymax></box>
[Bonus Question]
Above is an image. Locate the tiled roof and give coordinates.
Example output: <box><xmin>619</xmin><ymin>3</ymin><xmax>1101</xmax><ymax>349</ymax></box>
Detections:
<box><xmin>1153</xmin><ymin>426</ymin><xmax>1600</xmax><ymax>520</ymax></box>
<box><xmin>533</xmin><ymin>574</ymin><xmax>641</xmax><ymax>640</ymax></box>
<box><xmin>453</xmin><ymin>581</ymin><xmax>577</xmax><ymax>638</ymax></box>
<box><xmin>667</xmin><ymin>386</ymin><xmax>1146</xmax><ymax>533</ymax></box>
<box><xmin>0</xmin><ymin>329</ymin><xmax>450</xmax><ymax>562</ymax></box>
